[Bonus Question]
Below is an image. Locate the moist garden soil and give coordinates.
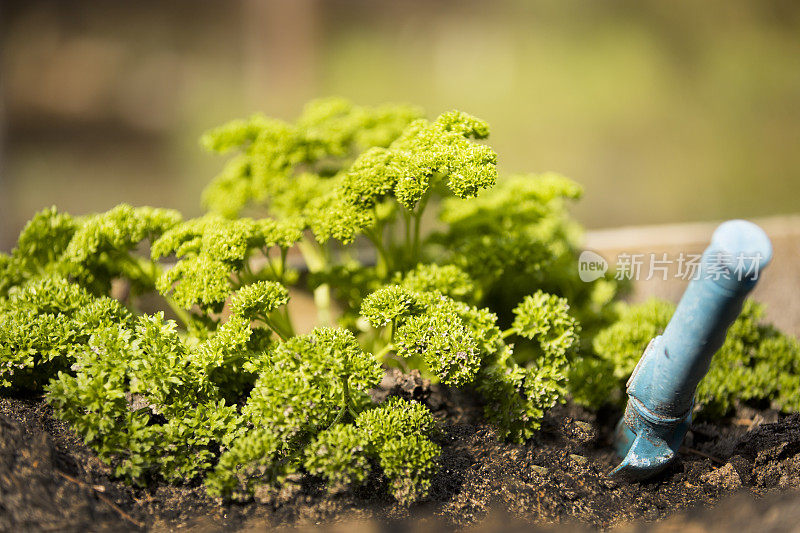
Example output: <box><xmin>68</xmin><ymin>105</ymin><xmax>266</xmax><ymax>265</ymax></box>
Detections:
<box><xmin>2</xmin><ymin>368</ymin><xmax>800</xmax><ymax>532</ymax></box>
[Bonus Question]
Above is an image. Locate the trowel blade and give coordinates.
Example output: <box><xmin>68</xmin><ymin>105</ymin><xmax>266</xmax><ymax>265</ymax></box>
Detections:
<box><xmin>611</xmin><ymin>432</ymin><xmax>676</xmax><ymax>480</ymax></box>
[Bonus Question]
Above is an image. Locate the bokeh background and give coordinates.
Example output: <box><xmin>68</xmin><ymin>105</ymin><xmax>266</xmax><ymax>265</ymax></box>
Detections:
<box><xmin>2</xmin><ymin>0</ymin><xmax>799</xmax><ymax>249</ymax></box>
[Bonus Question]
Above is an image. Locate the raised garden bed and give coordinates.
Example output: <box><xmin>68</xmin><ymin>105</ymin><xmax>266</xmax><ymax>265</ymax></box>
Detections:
<box><xmin>1</xmin><ymin>100</ymin><xmax>798</xmax><ymax>532</ymax></box>
<box><xmin>3</xmin><ymin>372</ymin><xmax>800</xmax><ymax>531</ymax></box>
<box><xmin>3</xmin><ymin>222</ymin><xmax>799</xmax><ymax>532</ymax></box>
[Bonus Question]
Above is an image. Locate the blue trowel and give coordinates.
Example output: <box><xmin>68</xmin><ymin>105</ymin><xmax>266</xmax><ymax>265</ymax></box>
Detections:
<box><xmin>612</xmin><ymin>220</ymin><xmax>772</xmax><ymax>479</ymax></box>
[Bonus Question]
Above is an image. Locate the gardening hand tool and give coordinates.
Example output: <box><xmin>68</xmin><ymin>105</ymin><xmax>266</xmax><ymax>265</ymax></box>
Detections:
<box><xmin>612</xmin><ymin>219</ymin><xmax>772</xmax><ymax>479</ymax></box>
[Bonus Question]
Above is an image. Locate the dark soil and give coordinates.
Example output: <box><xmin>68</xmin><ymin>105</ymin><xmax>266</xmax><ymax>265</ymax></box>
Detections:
<box><xmin>2</xmin><ymin>368</ymin><xmax>800</xmax><ymax>532</ymax></box>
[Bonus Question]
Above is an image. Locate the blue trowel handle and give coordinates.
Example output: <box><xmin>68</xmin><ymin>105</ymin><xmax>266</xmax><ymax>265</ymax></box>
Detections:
<box><xmin>627</xmin><ymin>220</ymin><xmax>773</xmax><ymax>418</ymax></box>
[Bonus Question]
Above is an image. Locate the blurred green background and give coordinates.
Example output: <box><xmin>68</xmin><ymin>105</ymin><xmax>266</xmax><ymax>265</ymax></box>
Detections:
<box><xmin>2</xmin><ymin>0</ymin><xmax>799</xmax><ymax>250</ymax></box>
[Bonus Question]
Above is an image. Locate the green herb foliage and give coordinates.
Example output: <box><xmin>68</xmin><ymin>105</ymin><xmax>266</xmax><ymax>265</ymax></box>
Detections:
<box><xmin>1</xmin><ymin>98</ymin><xmax>794</xmax><ymax>504</ymax></box>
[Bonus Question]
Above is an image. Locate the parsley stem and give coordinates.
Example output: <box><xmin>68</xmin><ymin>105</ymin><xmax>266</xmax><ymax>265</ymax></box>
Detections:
<box><xmin>501</xmin><ymin>327</ymin><xmax>516</xmax><ymax>339</ymax></box>
<box><xmin>278</xmin><ymin>247</ymin><xmax>288</xmax><ymax>281</ymax></box>
<box><xmin>375</xmin><ymin>342</ymin><xmax>396</xmax><ymax>361</ymax></box>
<box><xmin>278</xmin><ymin>306</ymin><xmax>296</xmax><ymax>337</ymax></box>
<box><xmin>329</xmin><ymin>377</ymin><xmax>358</xmax><ymax>428</ymax></box>
<box><xmin>256</xmin><ymin>311</ymin><xmax>294</xmax><ymax>340</ymax></box>
<box><xmin>342</xmin><ymin>379</ymin><xmax>359</xmax><ymax>420</ymax></box>
<box><xmin>261</xmin><ymin>315</ymin><xmax>290</xmax><ymax>341</ymax></box>
<box><xmin>364</xmin><ymin>225</ymin><xmax>390</xmax><ymax>279</ymax></box>
<box><xmin>297</xmin><ymin>238</ymin><xmax>333</xmax><ymax>326</ymax></box>
<box><xmin>120</xmin><ymin>253</ymin><xmax>191</xmax><ymax>329</ymax></box>
<box><xmin>313</xmin><ymin>284</ymin><xmax>332</xmax><ymax>327</ymax></box>
<box><xmin>411</xmin><ymin>188</ymin><xmax>432</xmax><ymax>262</ymax></box>
<box><xmin>403</xmin><ymin>209</ymin><xmax>412</xmax><ymax>264</ymax></box>
<box><xmin>329</xmin><ymin>403</ymin><xmax>346</xmax><ymax>428</ymax></box>
<box><xmin>164</xmin><ymin>296</ymin><xmax>192</xmax><ymax>329</ymax></box>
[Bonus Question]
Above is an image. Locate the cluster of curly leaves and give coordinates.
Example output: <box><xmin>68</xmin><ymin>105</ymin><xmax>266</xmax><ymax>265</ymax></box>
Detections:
<box><xmin>0</xmin><ymin>214</ymin><xmax>579</xmax><ymax>503</ymax></box>
<box><xmin>200</xmin><ymin>97</ymin><xmax>496</xmax><ymax>246</ymax></box>
<box><xmin>0</xmin><ymin>98</ymin><xmax>621</xmax><ymax>504</ymax></box>
<box><xmin>1</xmin><ymin>251</ymin><xmax>441</xmax><ymax>502</ymax></box>
<box><xmin>3</xmin><ymin>98</ymin><xmax>797</xmax><ymax>504</ymax></box>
